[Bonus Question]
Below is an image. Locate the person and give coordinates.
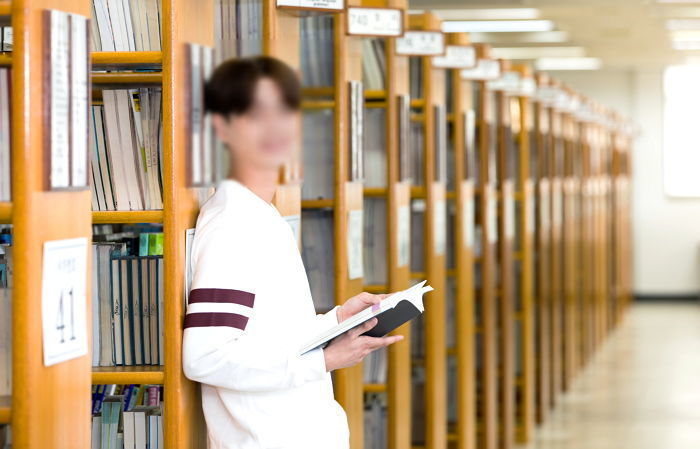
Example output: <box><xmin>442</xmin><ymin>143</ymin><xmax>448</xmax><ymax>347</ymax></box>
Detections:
<box><xmin>182</xmin><ymin>56</ymin><xmax>403</xmax><ymax>449</ymax></box>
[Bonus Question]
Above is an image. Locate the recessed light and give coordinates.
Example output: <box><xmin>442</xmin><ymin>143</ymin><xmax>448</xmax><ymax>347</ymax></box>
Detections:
<box><xmin>442</xmin><ymin>20</ymin><xmax>555</xmax><ymax>33</ymax></box>
<box><xmin>469</xmin><ymin>31</ymin><xmax>569</xmax><ymax>44</ymax></box>
<box><xmin>432</xmin><ymin>8</ymin><xmax>540</xmax><ymax>21</ymax></box>
<box><xmin>536</xmin><ymin>57</ymin><xmax>602</xmax><ymax>71</ymax></box>
<box><xmin>666</xmin><ymin>18</ymin><xmax>700</xmax><ymax>30</ymax></box>
<box><xmin>492</xmin><ymin>46</ymin><xmax>586</xmax><ymax>59</ymax></box>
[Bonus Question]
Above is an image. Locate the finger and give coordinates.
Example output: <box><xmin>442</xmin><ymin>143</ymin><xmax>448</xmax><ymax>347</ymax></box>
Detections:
<box><xmin>363</xmin><ymin>334</ymin><xmax>403</xmax><ymax>350</ymax></box>
<box><xmin>359</xmin><ymin>292</ymin><xmax>382</xmax><ymax>305</ymax></box>
<box><xmin>349</xmin><ymin>318</ymin><xmax>377</xmax><ymax>337</ymax></box>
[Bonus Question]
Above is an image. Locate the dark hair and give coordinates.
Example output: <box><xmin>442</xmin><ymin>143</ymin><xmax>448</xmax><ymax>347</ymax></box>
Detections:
<box><xmin>204</xmin><ymin>56</ymin><xmax>302</xmax><ymax>116</ymax></box>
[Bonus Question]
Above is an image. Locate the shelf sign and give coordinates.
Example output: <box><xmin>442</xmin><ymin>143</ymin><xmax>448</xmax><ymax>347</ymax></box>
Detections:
<box><xmin>461</xmin><ymin>59</ymin><xmax>501</xmax><ymax>81</ymax></box>
<box><xmin>395</xmin><ymin>31</ymin><xmax>445</xmax><ymax>56</ymax></box>
<box><xmin>488</xmin><ymin>71</ymin><xmax>521</xmax><ymax>93</ymax></box>
<box><xmin>397</xmin><ymin>205</ymin><xmax>410</xmax><ymax>267</ymax></box>
<box><xmin>44</xmin><ymin>9</ymin><xmax>90</xmax><ymax>191</ymax></box>
<box><xmin>347</xmin><ymin>209</ymin><xmax>364</xmax><ymax>280</ymax></box>
<box><xmin>432</xmin><ymin>45</ymin><xmax>476</xmax><ymax>69</ymax></box>
<box><xmin>277</xmin><ymin>0</ymin><xmax>343</xmax><ymax>10</ymax></box>
<box><xmin>347</xmin><ymin>7</ymin><xmax>403</xmax><ymax>37</ymax></box>
<box><xmin>434</xmin><ymin>200</ymin><xmax>446</xmax><ymax>256</ymax></box>
<box><xmin>41</xmin><ymin>237</ymin><xmax>89</xmax><ymax>366</ymax></box>
<box><xmin>186</xmin><ymin>43</ymin><xmax>216</xmax><ymax>187</ymax></box>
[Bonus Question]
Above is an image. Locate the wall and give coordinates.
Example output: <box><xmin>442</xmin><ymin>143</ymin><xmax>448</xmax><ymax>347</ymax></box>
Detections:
<box><xmin>551</xmin><ymin>69</ymin><xmax>700</xmax><ymax>296</ymax></box>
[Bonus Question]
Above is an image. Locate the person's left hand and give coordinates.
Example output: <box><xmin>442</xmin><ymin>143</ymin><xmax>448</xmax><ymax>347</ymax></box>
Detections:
<box><xmin>336</xmin><ymin>292</ymin><xmax>388</xmax><ymax>323</ymax></box>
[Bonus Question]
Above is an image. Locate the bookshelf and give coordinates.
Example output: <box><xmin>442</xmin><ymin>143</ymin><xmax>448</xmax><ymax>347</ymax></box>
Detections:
<box><xmin>356</xmin><ymin>1</ymin><xmax>413</xmax><ymax>449</ymax></box>
<box><xmin>510</xmin><ymin>64</ymin><xmax>535</xmax><ymax>445</ymax></box>
<box><xmin>532</xmin><ymin>72</ymin><xmax>552</xmax><ymax>424</ymax></box>
<box><xmin>467</xmin><ymin>44</ymin><xmax>499</xmax><ymax>449</ymax></box>
<box><xmin>406</xmin><ymin>12</ymin><xmax>448</xmax><ymax>449</ymax></box>
<box><xmin>443</xmin><ymin>32</ymin><xmax>477</xmax><ymax>449</ymax></box>
<box><xmin>492</xmin><ymin>59</ymin><xmax>516</xmax><ymax>449</ymax></box>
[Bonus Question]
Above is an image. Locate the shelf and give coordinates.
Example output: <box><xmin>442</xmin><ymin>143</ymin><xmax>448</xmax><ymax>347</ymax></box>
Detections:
<box><xmin>447</xmin><ymin>269</ymin><xmax>456</xmax><ymax>277</ymax></box>
<box><xmin>302</xmin><ymin>86</ymin><xmax>334</xmax><ymax>97</ymax></box>
<box><xmin>92</xmin><ymin>51</ymin><xmax>162</xmax><ymax>70</ymax></box>
<box><xmin>92</xmin><ymin>72</ymin><xmax>163</xmax><ymax>87</ymax></box>
<box><xmin>364</xmin><ymin>90</ymin><xmax>387</xmax><ymax>100</ymax></box>
<box><xmin>302</xmin><ymin>99</ymin><xmax>335</xmax><ymax>110</ymax></box>
<box><xmin>301</xmin><ymin>199</ymin><xmax>334</xmax><ymax>209</ymax></box>
<box><xmin>364</xmin><ymin>284</ymin><xmax>387</xmax><ymax>294</ymax></box>
<box><xmin>363</xmin><ymin>187</ymin><xmax>387</xmax><ymax>197</ymax></box>
<box><xmin>0</xmin><ymin>54</ymin><xmax>9</xmax><ymax>67</ymax></box>
<box><xmin>411</xmin><ymin>99</ymin><xmax>425</xmax><ymax>108</ymax></box>
<box><xmin>446</xmin><ymin>191</ymin><xmax>456</xmax><ymax>200</ymax></box>
<box><xmin>411</xmin><ymin>271</ymin><xmax>426</xmax><ymax>280</ymax></box>
<box><xmin>363</xmin><ymin>383</ymin><xmax>387</xmax><ymax>393</ymax></box>
<box><xmin>0</xmin><ymin>202</ymin><xmax>10</xmax><ymax>224</ymax></box>
<box><xmin>410</xmin><ymin>186</ymin><xmax>426</xmax><ymax>198</ymax></box>
<box><xmin>92</xmin><ymin>366</ymin><xmax>165</xmax><ymax>385</ymax></box>
<box><xmin>0</xmin><ymin>395</ymin><xmax>9</xmax><ymax>424</ymax></box>
<box><xmin>0</xmin><ymin>1</ymin><xmax>9</xmax><ymax>26</ymax></box>
<box><xmin>92</xmin><ymin>210</ymin><xmax>164</xmax><ymax>224</ymax></box>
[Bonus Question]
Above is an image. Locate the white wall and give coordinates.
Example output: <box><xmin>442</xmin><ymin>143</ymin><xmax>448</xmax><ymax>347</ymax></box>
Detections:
<box><xmin>552</xmin><ymin>69</ymin><xmax>700</xmax><ymax>296</ymax></box>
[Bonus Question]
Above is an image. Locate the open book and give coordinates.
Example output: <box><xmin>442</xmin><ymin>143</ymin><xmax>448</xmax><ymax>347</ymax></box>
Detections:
<box><xmin>299</xmin><ymin>281</ymin><xmax>434</xmax><ymax>355</ymax></box>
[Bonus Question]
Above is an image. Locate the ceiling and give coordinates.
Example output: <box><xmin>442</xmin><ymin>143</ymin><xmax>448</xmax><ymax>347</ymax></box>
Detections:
<box><xmin>409</xmin><ymin>0</ymin><xmax>700</xmax><ymax>69</ymax></box>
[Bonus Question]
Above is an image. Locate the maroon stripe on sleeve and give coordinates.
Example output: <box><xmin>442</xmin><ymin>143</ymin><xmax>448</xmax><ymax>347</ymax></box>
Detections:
<box><xmin>183</xmin><ymin>312</ymin><xmax>249</xmax><ymax>330</ymax></box>
<box><xmin>188</xmin><ymin>288</ymin><xmax>255</xmax><ymax>307</ymax></box>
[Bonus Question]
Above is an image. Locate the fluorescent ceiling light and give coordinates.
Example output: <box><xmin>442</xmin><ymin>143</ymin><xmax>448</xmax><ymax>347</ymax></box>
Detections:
<box><xmin>673</xmin><ymin>40</ymin><xmax>700</xmax><ymax>50</ymax></box>
<box><xmin>666</xmin><ymin>18</ymin><xmax>700</xmax><ymax>30</ymax></box>
<box><xmin>433</xmin><ymin>8</ymin><xmax>540</xmax><ymax>21</ymax></box>
<box><xmin>536</xmin><ymin>57</ymin><xmax>602</xmax><ymax>71</ymax></box>
<box><xmin>492</xmin><ymin>46</ymin><xmax>585</xmax><ymax>59</ymax></box>
<box><xmin>657</xmin><ymin>0</ymin><xmax>700</xmax><ymax>3</ymax></box>
<box><xmin>442</xmin><ymin>20</ymin><xmax>554</xmax><ymax>33</ymax></box>
<box><xmin>470</xmin><ymin>31</ymin><xmax>569</xmax><ymax>44</ymax></box>
<box><xmin>670</xmin><ymin>30</ymin><xmax>700</xmax><ymax>41</ymax></box>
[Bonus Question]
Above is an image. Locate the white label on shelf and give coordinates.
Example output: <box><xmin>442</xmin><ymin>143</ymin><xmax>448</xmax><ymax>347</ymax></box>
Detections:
<box><xmin>69</xmin><ymin>14</ymin><xmax>89</xmax><ymax>188</ymax></box>
<box><xmin>347</xmin><ymin>7</ymin><xmax>403</xmax><ymax>37</ymax></box>
<box><xmin>463</xmin><ymin>195</ymin><xmax>475</xmax><ymax>249</ymax></box>
<box><xmin>276</xmin><ymin>0</ymin><xmax>343</xmax><ymax>10</ymax></box>
<box><xmin>347</xmin><ymin>209</ymin><xmax>364</xmax><ymax>280</ymax></box>
<box><xmin>434</xmin><ymin>200</ymin><xmax>446</xmax><ymax>255</ymax></box>
<box><xmin>395</xmin><ymin>31</ymin><xmax>445</xmax><ymax>56</ymax></box>
<box><xmin>432</xmin><ymin>45</ymin><xmax>476</xmax><ymax>69</ymax></box>
<box><xmin>184</xmin><ymin>228</ymin><xmax>195</xmax><ymax>306</ymax></box>
<box><xmin>461</xmin><ymin>59</ymin><xmax>501</xmax><ymax>81</ymax></box>
<box><xmin>41</xmin><ymin>237</ymin><xmax>88</xmax><ymax>366</ymax></box>
<box><xmin>284</xmin><ymin>214</ymin><xmax>302</xmax><ymax>247</ymax></box>
<box><xmin>49</xmin><ymin>9</ymin><xmax>71</xmax><ymax>189</ymax></box>
<box><xmin>397</xmin><ymin>205</ymin><xmax>410</xmax><ymax>267</ymax></box>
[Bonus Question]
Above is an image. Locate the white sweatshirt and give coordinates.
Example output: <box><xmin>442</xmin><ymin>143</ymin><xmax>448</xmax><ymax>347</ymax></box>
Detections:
<box><xmin>182</xmin><ymin>179</ymin><xmax>350</xmax><ymax>449</ymax></box>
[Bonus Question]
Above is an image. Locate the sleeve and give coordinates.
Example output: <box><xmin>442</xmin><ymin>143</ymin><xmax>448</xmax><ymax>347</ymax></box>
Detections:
<box><xmin>182</xmin><ymin>216</ymin><xmax>328</xmax><ymax>392</ymax></box>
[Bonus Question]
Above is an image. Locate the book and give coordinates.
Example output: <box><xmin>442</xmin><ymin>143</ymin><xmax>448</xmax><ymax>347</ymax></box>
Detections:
<box><xmin>214</xmin><ymin>0</ymin><xmax>263</xmax><ymax>60</ymax></box>
<box><xmin>299</xmin><ymin>281</ymin><xmax>433</xmax><ymax>355</ymax></box>
<box><xmin>0</xmin><ymin>67</ymin><xmax>10</xmax><ymax>201</ymax></box>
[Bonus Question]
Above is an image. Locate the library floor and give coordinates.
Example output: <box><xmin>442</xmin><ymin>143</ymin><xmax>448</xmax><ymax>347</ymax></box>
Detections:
<box><xmin>519</xmin><ymin>302</ymin><xmax>700</xmax><ymax>449</ymax></box>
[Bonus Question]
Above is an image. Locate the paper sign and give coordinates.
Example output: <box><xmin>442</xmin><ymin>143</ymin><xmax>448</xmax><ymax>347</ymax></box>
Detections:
<box><xmin>432</xmin><ymin>45</ymin><xmax>476</xmax><ymax>69</ymax></box>
<box><xmin>277</xmin><ymin>0</ymin><xmax>343</xmax><ymax>10</ymax></box>
<box><xmin>41</xmin><ymin>237</ymin><xmax>88</xmax><ymax>366</ymax></box>
<box><xmin>397</xmin><ymin>205</ymin><xmax>410</xmax><ymax>267</ymax></box>
<box><xmin>461</xmin><ymin>59</ymin><xmax>501</xmax><ymax>81</ymax></box>
<box><xmin>347</xmin><ymin>209</ymin><xmax>364</xmax><ymax>279</ymax></box>
<box><xmin>396</xmin><ymin>31</ymin><xmax>445</xmax><ymax>56</ymax></box>
<box><xmin>347</xmin><ymin>7</ymin><xmax>403</xmax><ymax>36</ymax></box>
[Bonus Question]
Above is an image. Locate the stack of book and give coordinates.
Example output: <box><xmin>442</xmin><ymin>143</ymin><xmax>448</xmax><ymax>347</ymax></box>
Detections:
<box><xmin>91</xmin><ymin>0</ymin><xmax>162</xmax><ymax>52</ymax></box>
<box><xmin>301</xmin><ymin>210</ymin><xmax>335</xmax><ymax>312</ymax></box>
<box><xmin>363</xmin><ymin>107</ymin><xmax>387</xmax><ymax>188</ymax></box>
<box><xmin>0</xmin><ymin>26</ymin><xmax>11</xmax><ymax>51</ymax></box>
<box><xmin>362</xmin><ymin>347</ymin><xmax>387</xmax><ymax>384</ymax></box>
<box><xmin>0</xmin><ymin>234</ymin><xmax>11</xmax><ymax>399</ymax></box>
<box><xmin>0</xmin><ymin>68</ymin><xmax>10</xmax><ymax>202</ymax></box>
<box><xmin>91</xmin><ymin>226</ymin><xmax>164</xmax><ymax>367</ymax></box>
<box><xmin>363</xmin><ymin>198</ymin><xmax>387</xmax><ymax>286</ymax></box>
<box><xmin>410</xmin><ymin>120</ymin><xmax>425</xmax><ymax>187</ymax></box>
<box><xmin>363</xmin><ymin>394</ymin><xmax>388</xmax><ymax>449</ymax></box>
<box><xmin>301</xmin><ymin>109</ymin><xmax>335</xmax><ymax>200</ymax></box>
<box><xmin>409</xmin><ymin>57</ymin><xmax>422</xmax><ymax>100</ymax></box>
<box><xmin>300</xmin><ymin>15</ymin><xmax>335</xmax><ymax>87</ymax></box>
<box><xmin>91</xmin><ymin>384</ymin><xmax>163</xmax><ymax>449</ymax></box>
<box><xmin>90</xmin><ymin>89</ymin><xmax>164</xmax><ymax>211</ymax></box>
<box><xmin>214</xmin><ymin>0</ymin><xmax>263</xmax><ymax>60</ymax></box>
<box><xmin>362</xmin><ymin>39</ymin><xmax>386</xmax><ymax>91</ymax></box>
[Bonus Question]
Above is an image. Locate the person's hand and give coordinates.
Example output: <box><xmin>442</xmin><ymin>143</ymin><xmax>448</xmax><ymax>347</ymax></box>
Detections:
<box><xmin>322</xmin><ymin>318</ymin><xmax>403</xmax><ymax>372</ymax></box>
<box><xmin>336</xmin><ymin>292</ymin><xmax>388</xmax><ymax>323</ymax></box>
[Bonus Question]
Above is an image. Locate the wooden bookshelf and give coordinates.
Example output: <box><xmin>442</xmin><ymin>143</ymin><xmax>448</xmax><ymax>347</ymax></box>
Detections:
<box><xmin>0</xmin><ymin>202</ymin><xmax>10</xmax><ymax>224</ymax></box>
<box><xmin>444</xmin><ymin>31</ymin><xmax>476</xmax><ymax>449</ymax></box>
<box><xmin>511</xmin><ymin>65</ymin><xmax>536</xmax><ymax>444</ymax></box>
<box><xmin>532</xmin><ymin>73</ymin><xmax>552</xmax><ymax>424</ymax></box>
<box><xmin>91</xmin><ymin>51</ymin><xmax>162</xmax><ymax>69</ymax></box>
<box><xmin>357</xmin><ymin>1</ymin><xmax>413</xmax><ymax>449</ymax></box>
<box><xmin>11</xmin><ymin>1</ymin><xmax>93</xmax><ymax>448</ymax></box>
<box><xmin>471</xmin><ymin>44</ymin><xmax>499</xmax><ymax>449</ymax></box>
<box><xmin>92</xmin><ymin>366</ymin><xmax>165</xmax><ymax>385</ymax></box>
<box><xmin>91</xmin><ymin>210</ymin><xmax>164</xmax><ymax>224</ymax></box>
<box><xmin>0</xmin><ymin>396</ymin><xmax>9</xmax><ymax>425</ymax></box>
<box><xmin>407</xmin><ymin>12</ymin><xmax>448</xmax><ymax>449</ymax></box>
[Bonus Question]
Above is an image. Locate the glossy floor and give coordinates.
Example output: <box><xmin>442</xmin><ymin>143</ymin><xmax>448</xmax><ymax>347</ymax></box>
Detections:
<box><xmin>521</xmin><ymin>302</ymin><xmax>700</xmax><ymax>449</ymax></box>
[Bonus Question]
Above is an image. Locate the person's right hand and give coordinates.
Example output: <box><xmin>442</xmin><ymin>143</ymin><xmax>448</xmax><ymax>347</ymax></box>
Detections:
<box><xmin>322</xmin><ymin>318</ymin><xmax>404</xmax><ymax>372</ymax></box>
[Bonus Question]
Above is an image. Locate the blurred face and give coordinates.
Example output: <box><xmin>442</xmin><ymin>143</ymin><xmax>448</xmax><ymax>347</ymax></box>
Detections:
<box><xmin>212</xmin><ymin>77</ymin><xmax>300</xmax><ymax>171</ymax></box>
